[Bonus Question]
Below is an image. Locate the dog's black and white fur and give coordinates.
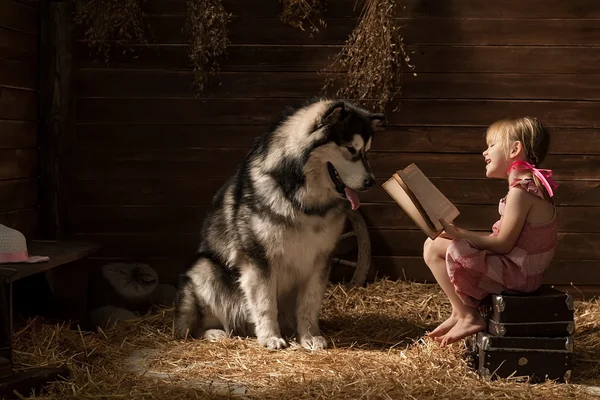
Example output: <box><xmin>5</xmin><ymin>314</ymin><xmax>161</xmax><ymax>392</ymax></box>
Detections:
<box><xmin>174</xmin><ymin>98</ymin><xmax>384</xmax><ymax>350</ymax></box>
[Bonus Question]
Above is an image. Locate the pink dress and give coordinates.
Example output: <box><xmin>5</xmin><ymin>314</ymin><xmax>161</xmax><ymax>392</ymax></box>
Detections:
<box><xmin>445</xmin><ymin>178</ymin><xmax>558</xmax><ymax>307</ymax></box>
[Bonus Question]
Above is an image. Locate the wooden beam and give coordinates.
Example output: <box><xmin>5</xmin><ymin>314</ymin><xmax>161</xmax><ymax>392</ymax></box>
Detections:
<box><xmin>38</xmin><ymin>0</ymin><xmax>75</xmax><ymax>239</ymax></box>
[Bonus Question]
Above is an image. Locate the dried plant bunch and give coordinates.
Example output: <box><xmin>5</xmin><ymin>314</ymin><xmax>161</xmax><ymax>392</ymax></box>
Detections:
<box><xmin>321</xmin><ymin>0</ymin><xmax>414</xmax><ymax>113</ymax></box>
<box><xmin>279</xmin><ymin>0</ymin><xmax>327</xmax><ymax>35</ymax></box>
<box><xmin>185</xmin><ymin>0</ymin><xmax>231</xmax><ymax>92</ymax></box>
<box><xmin>74</xmin><ymin>0</ymin><xmax>149</xmax><ymax>62</ymax></box>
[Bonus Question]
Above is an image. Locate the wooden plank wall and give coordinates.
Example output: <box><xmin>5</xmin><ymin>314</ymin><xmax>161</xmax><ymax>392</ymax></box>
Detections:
<box><xmin>0</xmin><ymin>0</ymin><xmax>38</xmax><ymax>237</ymax></box>
<box><xmin>74</xmin><ymin>0</ymin><xmax>600</xmax><ymax>291</ymax></box>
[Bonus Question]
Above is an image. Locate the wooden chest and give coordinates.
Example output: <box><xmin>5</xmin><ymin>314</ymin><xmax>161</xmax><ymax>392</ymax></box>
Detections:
<box><xmin>468</xmin><ymin>332</ymin><xmax>573</xmax><ymax>383</ymax></box>
<box><xmin>479</xmin><ymin>285</ymin><xmax>574</xmax><ymax>325</ymax></box>
<box><xmin>467</xmin><ymin>285</ymin><xmax>575</xmax><ymax>383</ymax></box>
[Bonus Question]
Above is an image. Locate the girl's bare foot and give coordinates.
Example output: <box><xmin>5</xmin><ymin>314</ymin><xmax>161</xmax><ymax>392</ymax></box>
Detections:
<box><xmin>427</xmin><ymin>315</ymin><xmax>458</xmax><ymax>339</ymax></box>
<box><xmin>440</xmin><ymin>312</ymin><xmax>487</xmax><ymax>348</ymax></box>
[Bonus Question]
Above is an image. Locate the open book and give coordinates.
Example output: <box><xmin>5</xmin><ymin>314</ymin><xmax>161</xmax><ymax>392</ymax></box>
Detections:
<box><xmin>382</xmin><ymin>163</ymin><xmax>460</xmax><ymax>240</ymax></box>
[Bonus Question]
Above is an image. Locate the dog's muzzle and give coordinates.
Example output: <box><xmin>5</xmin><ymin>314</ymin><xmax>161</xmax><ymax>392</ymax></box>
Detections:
<box><xmin>327</xmin><ymin>162</ymin><xmax>346</xmax><ymax>196</ymax></box>
<box><xmin>326</xmin><ymin>162</ymin><xmax>363</xmax><ymax>210</ymax></box>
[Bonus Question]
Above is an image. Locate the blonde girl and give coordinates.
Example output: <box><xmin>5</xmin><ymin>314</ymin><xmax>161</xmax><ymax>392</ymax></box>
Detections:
<box><xmin>423</xmin><ymin>117</ymin><xmax>559</xmax><ymax>347</ymax></box>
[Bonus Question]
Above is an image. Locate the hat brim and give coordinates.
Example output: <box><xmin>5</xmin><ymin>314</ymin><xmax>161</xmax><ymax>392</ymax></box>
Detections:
<box><xmin>23</xmin><ymin>255</ymin><xmax>50</xmax><ymax>263</ymax></box>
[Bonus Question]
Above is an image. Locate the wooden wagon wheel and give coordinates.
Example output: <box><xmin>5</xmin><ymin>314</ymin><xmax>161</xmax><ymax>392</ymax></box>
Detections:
<box><xmin>330</xmin><ymin>207</ymin><xmax>371</xmax><ymax>287</ymax></box>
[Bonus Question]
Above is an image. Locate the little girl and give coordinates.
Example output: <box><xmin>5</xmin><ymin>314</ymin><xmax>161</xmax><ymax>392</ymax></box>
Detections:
<box><xmin>423</xmin><ymin>116</ymin><xmax>559</xmax><ymax>347</ymax></box>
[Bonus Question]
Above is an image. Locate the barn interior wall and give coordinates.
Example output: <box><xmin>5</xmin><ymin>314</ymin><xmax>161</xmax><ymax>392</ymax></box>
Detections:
<box><xmin>0</xmin><ymin>0</ymin><xmax>39</xmax><ymax>238</ymax></box>
<box><xmin>71</xmin><ymin>0</ymin><xmax>600</xmax><ymax>295</ymax></box>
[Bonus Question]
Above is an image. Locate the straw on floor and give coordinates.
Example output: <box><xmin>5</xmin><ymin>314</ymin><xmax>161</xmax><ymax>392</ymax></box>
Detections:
<box><xmin>11</xmin><ymin>279</ymin><xmax>600</xmax><ymax>399</ymax></box>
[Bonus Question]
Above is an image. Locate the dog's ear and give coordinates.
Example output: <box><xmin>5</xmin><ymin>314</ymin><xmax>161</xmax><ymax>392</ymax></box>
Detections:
<box><xmin>370</xmin><ymin>113</ymin><xmax>385</xmax><ymax>131</ymax></box>
<box><xmin>322</xmin><ymin>101</ymin><xmax>347</xmax><ymax>125</ymax></box>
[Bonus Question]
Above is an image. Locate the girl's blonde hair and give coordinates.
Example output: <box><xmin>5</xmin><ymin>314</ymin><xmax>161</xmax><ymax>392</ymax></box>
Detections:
<box><xmin>486</xmin><ymin>116</ymin><xmax>552</xmax><ymax>199</ymax></box>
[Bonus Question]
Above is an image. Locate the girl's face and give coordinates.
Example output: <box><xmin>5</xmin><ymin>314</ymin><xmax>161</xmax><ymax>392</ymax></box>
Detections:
<box><xmin>482</xmin><ymin>136</ymin><xmax>510</xmax><ymax>179</ymax></box>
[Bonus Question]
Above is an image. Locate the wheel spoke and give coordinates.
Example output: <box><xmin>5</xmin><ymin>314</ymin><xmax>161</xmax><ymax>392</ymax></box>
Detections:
<box><xmin>339</xmin><ymin>231</ymin><xmax>356</xmax><ymax>240</ymax></box>
<box><xmin>332</xmin><ymin>257</ymin><xmax>358</xmax><ymax>268</ymax></box>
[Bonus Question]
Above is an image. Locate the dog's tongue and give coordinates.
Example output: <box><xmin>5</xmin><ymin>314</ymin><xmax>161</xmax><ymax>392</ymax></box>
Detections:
<box><xmin>344</xmin><ymin>187</ymin><xmax>361</xmax><ymax>210</ymax></box>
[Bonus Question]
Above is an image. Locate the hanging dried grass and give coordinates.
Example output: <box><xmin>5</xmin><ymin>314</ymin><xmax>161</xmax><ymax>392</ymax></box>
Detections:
<box><xmin>321</xmin><ymin>0</ymin><xmax>414</xmax><ymax>113</ymax></box>
<box><xmin>279</xmin><ymin>0</ymin><xmax>327</xmax><ymax>36</ymax></box>
<box><xmin>184</xmin><ymin>0</ymin><xmax>231</xmax><ymax>92</ymax></box>
<box><xmin>74</xmin><ymin>0</ymin><xmax>149</xmax><ymax>63</ymax></box>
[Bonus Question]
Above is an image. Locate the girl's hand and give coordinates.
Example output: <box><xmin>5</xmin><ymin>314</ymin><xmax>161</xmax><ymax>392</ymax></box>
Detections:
<box><xmin>439</xmin><ymin>218</ymin><xmax>463</xmax><ymax>240</ymax></box>
<box><xmin>439</xmin><ymin>231</ymin><xmax>454</xmax><ymax>240</ymax></box>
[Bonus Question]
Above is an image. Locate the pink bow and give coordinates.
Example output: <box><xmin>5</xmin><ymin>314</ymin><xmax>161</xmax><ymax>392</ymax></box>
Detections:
<box><xmin>507</xmin><ymin>161</ymin><xmax>559</xmax><ymax>197</ymax></box>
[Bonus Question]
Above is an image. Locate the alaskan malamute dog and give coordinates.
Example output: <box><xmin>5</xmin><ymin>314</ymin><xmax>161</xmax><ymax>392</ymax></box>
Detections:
<box><xmin>174</xmin><ymin>98</ymin><xmax>384</xmax><ymax>350</ymax></box>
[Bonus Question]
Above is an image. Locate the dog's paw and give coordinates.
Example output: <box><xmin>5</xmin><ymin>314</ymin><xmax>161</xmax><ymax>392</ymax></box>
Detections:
<box><xmin>259</xmin><ymin>336</ymin><xmax>288</xmax><ymax>350</ymax></box>
<box><xmin>300</xmin><ymin>335</ymin><xmax>328</xmax><ymax>350</ymax></box>
<box><xmin>203</xmin><ymin>329</ymin><xmax>228</xmax><ymax>341</ymax></box>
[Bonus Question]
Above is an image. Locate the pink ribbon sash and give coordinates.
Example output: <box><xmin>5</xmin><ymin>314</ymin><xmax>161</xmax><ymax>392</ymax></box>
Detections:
<box><xmin>507</xmin><ymin>160</ymin><xmax>558</xmax><ymax>197</ymax></box>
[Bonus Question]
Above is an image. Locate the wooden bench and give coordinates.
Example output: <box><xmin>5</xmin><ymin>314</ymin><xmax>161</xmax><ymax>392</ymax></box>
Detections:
<box><xmin>3</xmin><ymin>241</ymin><xmax>102</xmax><ymax>284</ymax></box>
<box><xmin>0</xmin><ymin>240</ymin><xmax>101</xmax><ymax>398</ymax></box>
<box><xmin>4</xmin><ymin>240</ymin><xmax>102</xmax><ymax>327</ymax></box>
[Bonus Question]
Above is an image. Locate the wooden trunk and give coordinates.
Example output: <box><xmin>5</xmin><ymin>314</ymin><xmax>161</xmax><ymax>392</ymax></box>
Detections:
<box><xmin>487</xmin><ymin>319</ymin><xmax>574</xmax><ymax>338</ymax></box>
<box><xmin>467</xmin><ymin>286</ymin><xmax>576</xmax><ymax>383</ymax></box>
<box><xmin>479</xmin><ymin>286</ymin><xmax>575</xmax><ymax>325</ymax></box>
<box><xmin>468</xmin><ymin>332</ymin><xmax>574</xmax><ymax>383</ymax></box>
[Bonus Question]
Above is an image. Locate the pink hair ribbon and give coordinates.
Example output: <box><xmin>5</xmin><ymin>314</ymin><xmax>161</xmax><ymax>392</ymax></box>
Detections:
<box><xmin>507</xmin><ymin>160</ymin><xmax>559</xmax><ymax>197</ymax></box>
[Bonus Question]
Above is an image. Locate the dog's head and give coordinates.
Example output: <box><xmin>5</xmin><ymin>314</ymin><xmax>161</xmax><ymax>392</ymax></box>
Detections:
<box><xmin>312</xmin><ymin>100</ymin><xmax>385</xmax><ymax>210</ymax></box>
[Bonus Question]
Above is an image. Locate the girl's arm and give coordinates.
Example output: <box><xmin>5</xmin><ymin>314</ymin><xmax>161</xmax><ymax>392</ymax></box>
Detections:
<box><xmin>440</xmin><ymin>230</ymin><xmax>490</xmax><ymax>239</ymax></box>
<box><xmin>440</xmin><ymin>187</ymin><xmax>533</xmax><ymax>254</ymax></box>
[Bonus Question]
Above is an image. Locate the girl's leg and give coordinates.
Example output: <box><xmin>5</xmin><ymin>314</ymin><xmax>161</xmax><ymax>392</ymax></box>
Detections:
<box><xmin>423</xmin><ymin>237</ymin><xmax>459</xmax><ymax>337</ymax></box>
<box><xmin>423</xmin><ymin>237</ymin><xmax>487</xmax><ymax>345</ymax></box>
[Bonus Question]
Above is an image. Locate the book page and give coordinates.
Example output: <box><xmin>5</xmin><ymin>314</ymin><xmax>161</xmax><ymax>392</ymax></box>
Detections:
<box><xmin>382</xmin><ymin>176</ymin><xmax>439</xmax><ymax>239</ymax></box>
<box><xmin>399</xmin><ymin>164</ymin><xmax>460</xmax><ymax>231</ymax></box>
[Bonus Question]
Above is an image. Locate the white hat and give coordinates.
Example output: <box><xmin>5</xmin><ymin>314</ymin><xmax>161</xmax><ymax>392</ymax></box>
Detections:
<box><xmin>0</xmin><ymin>224</ymin><xmax>49</xmax><ymax>264</ymax></box>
